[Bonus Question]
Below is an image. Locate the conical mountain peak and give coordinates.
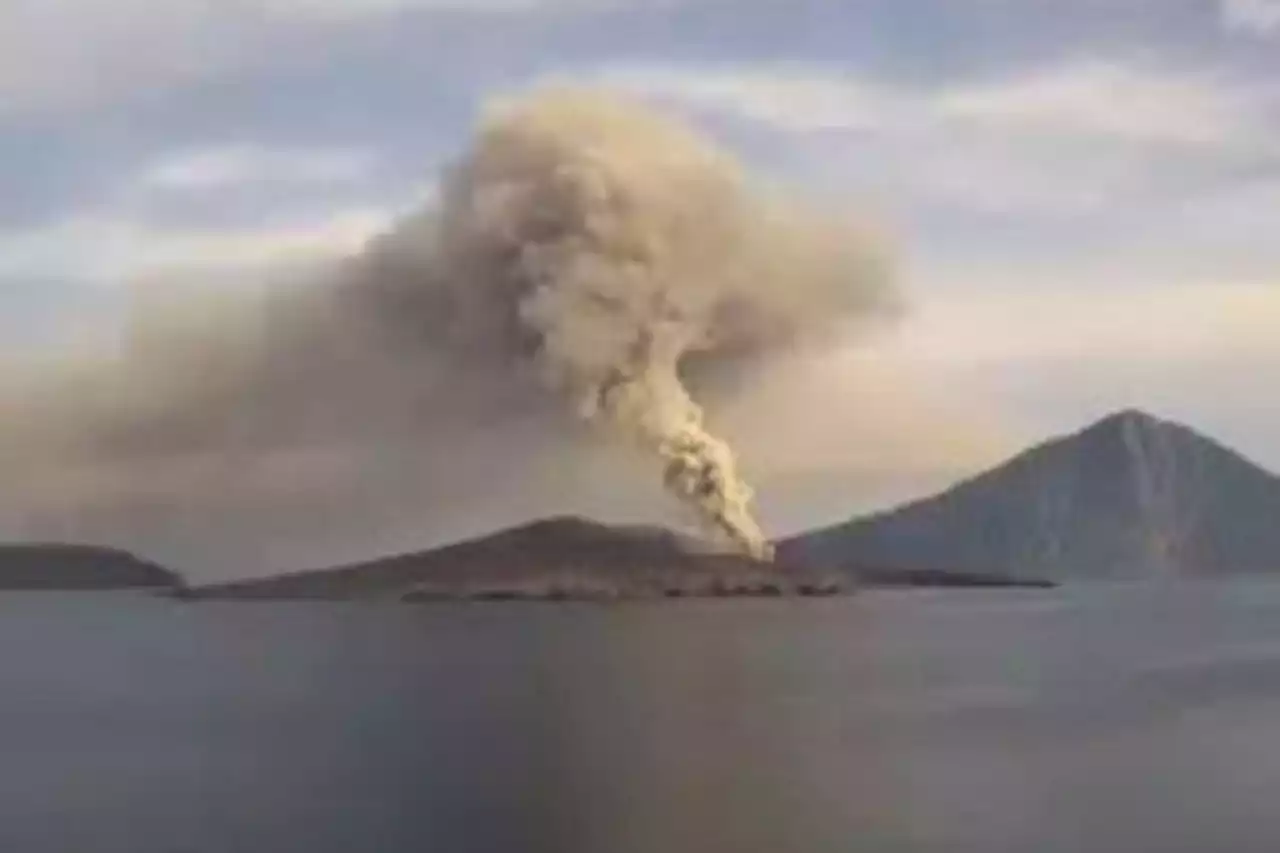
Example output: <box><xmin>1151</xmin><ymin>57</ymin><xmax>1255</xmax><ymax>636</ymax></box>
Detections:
<box><xmin>781</xmin><ymin>412</ymin><xmax>1280</xmax><ymax>580</ymax></box>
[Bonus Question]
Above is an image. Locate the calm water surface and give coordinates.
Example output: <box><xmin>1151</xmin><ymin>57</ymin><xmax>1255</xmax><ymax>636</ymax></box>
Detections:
<box><xmin>5</xmin><ymin>583</ymin><xmax>1280</xmax><ymax>852</ymax></box>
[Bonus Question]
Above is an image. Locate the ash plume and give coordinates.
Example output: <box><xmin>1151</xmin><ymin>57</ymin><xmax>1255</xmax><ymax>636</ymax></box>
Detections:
<box><xmin>0</xmin><ymin>85</ymin><xmax>900</xmax><ymax>572</ymax></box>
<box><xmin>419</xmin><ymin>88</ymin><xmax>896</xmax><ymax>558</ymax></box>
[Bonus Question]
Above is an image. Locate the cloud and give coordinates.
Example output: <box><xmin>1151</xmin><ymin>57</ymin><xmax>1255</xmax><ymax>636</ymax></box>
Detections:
<box><xmin>0</xmin><ymin>0</ymin><xmax>641</xmax><ymax>116</ymax></box>
<box><xmin>259</xmin><ymin>0</ymin><xmax>619</xmax><ymax>20</ymax></box>
<box><xmin>0</xmin><ymin>1</ymin><xmax>269</xmax><ymax>116</ymax></box>
<box><xmin>0</xmin><ymin>86</ymin><xmax>1003</xmax><ymax>576</ymax></box>
<box><xmin>932</xmin><ymin>61</ymin><xmax>1268</xmax><ymax>149</ymax></box>
<box><xmin>717</xmin><ymin>344</ymin><xmax>1011</xmax><ymax>484</ymax></box>
<box><xmin>594</xmin><ymin>65</ymin><xmax>908</xmax><ymax>133</ymax></box>
<box><xmin>0</xmin><ymin>207</ymin><xmax>392</xmax><ymax>284</ymax></box>
<box><xmin>601</xmin><ymin>60</ymin><xmax>1273</xmax><ymax>148</ymax></box>
<box><xmin>596</xmin><ymin>59</ymin><xmax>1280</xmax><ymax>214</ymax></box>
<box><xmin>892</xmin><ymin>270</ymin><xmax>1280</xmax><ymax>474</ymax></box>
<box><xmin>904</xmin><ymin>278</ymin><xmax>1280</xmax><ymax>371</ymax></box>
<box><xmin>1221</xmin><ymin>0</ymin><xmax>1280</xmax><ymax>34</ymax></box>
<box><xmin>139</xmin><ymin>145</ymin><xmax>376</xmax><ymax>191</ymax></box>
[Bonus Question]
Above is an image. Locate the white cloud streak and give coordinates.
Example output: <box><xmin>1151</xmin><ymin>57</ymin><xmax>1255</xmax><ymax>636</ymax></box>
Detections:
<box><xmin>0</xmin><ymin>208</ymin><xmax>392</xmax><ymax>284</ymax></box>
<box><xmin>0</xmin><ymin>0</ymin><xmax>634</xmax><ymax>115</ymax></box>
<box><xmin>933</xmin><ymin>62</ymin><xmax>1268</xmax><ymax>149</ymax></box>
<box><xmin>596</xmin><ymin>60</ymin><xmax>1280</xmax><ymax>215</ymax></box>
<box><xmin>139</xmin><ymin>145</ymin><xmax>376</xmax><ymax>191</ymax></box>
<box><xmin>601</xmin><ymin>60</ymin><xmax>1273</xmax><ymax>148</ymax></box>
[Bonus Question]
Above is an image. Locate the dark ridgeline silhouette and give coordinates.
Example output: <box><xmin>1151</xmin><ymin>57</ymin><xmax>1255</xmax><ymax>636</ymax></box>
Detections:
<box><xmin>178</xmin><ymin>516</ymin><xmax>850</xmax><ymax>601</ymax></box>
<box><xmin>780</xmin><ymin>410</ymin><xmax>1280</xmax><ymax>581</ymax></box>
<box><xmin>23</xmin><ymin>409</ymin><xmax>1276</xmax><ymax>594</ymax></box>
<box><xmin>0</xmin><ymin>545</ymin><xmax>182</xmax><ymax>590</ymax></box>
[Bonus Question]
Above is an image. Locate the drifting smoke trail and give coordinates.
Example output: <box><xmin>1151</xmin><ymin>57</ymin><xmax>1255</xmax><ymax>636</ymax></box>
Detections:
<box><xmin>0</xmin><ymin>85</ymin><xmax>899</xmax><ymax>572</ymax></box>
<box><xmin>427</xmin><ymin>88</ymin><xmax>896</xmax><ymax>559</ymax></box>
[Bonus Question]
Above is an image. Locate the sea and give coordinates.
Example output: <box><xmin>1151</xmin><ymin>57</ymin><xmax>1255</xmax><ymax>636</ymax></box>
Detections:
<box><xmin>5</xmin><ymin>583</ymin><xmax>1280</xmax><ymax>852</ymax></box>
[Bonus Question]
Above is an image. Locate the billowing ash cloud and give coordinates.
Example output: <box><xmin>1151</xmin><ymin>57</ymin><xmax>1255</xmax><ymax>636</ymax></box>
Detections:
<box><xmin>415</xmin><ymin>88</ymin><xmax>896</xmax><ymax>557</ymax></box>
<box><xmin>0</xmin><ymin>86</ymin><xmax>900</xmax><ymax>574</ymax></box>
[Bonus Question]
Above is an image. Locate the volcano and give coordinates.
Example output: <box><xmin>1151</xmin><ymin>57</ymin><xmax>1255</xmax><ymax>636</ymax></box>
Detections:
<box><xmin>780</xmin><ymin>411</ymin><xmax>1280</xmax><ymax>581</ymax></box>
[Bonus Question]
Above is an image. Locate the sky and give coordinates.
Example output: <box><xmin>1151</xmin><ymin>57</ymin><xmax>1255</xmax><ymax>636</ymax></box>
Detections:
<box><xmin>1</xmin><ymin>0</ymin><xmax>1278</xmax><ymax>572</ymax></box>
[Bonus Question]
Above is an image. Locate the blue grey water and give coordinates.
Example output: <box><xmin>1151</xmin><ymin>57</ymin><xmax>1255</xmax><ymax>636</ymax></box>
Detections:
<box><xmin>5</xmin><ymin>584</ymin><xmax>1280</xmax><ymax>852</ymax></box>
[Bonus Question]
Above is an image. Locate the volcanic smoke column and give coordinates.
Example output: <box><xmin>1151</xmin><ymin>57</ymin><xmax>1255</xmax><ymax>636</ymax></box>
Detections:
<box><xmin>433</xmin><ymin>88</ymin><xmax>894</xmax><ymax>560</ymax></box>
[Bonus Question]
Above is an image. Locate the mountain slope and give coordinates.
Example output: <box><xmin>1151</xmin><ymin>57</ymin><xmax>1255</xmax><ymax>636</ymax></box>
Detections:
<box><xmin>779</xmin><ymin>411</ymin><xmax>1280</xmax><ymax>580</ymax></box>
<box><xmin>180</xmin><ymin>516</ymin><xmax>850</xmax><ymax>600</ymax></box>
<box><xmin>0</xmin><ymin>545</ymin><xmax>182</xmax><ymax>590</ymax></box>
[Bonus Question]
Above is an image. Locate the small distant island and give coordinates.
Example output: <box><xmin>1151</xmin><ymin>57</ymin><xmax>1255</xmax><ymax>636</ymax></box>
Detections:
<box><xmin>0</xmin><ymin>545</ymin><xmax>183</xmax><ymax>591</ymax></box>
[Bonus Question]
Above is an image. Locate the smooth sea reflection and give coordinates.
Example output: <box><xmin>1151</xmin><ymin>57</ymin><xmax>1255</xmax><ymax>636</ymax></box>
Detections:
<box><xmin>6</xmin><ymin>583</ymin><xmax>1280</xmax><ymax>852</ymax></box>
